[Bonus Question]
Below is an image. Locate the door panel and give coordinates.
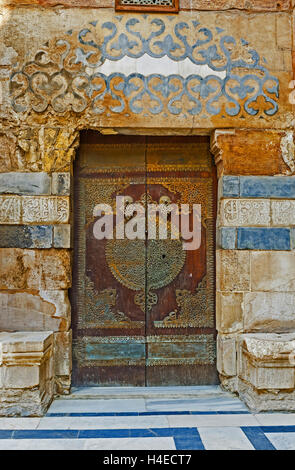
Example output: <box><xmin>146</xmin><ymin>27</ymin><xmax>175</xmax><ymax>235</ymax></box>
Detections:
<box><xmin>72</xmin><ymin>135</ymin><xmax>147</xmax><ymax>386</ymax></box>
<box><xmin>145</xmin><ymin>137</ymin><xmax>217</xmax><ymax>385</ymax></box>
<box><xmin>71</xmin><ymin>133</ymin><xmax>218</xmax><ymax>386</ymax></box>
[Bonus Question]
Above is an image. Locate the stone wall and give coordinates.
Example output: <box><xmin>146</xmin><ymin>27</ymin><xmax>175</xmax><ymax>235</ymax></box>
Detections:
<box><xmin>212</xmin><ymin>129</ymin><xmax>295</xmax><ymax>411</ymax></box>
<box><xmin>0</xmin><ymin>1</ymin><xmax>294</xmax><ymax>414</ymax></box>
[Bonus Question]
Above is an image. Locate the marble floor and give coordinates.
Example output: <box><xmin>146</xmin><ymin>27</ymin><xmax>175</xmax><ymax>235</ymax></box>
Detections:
<box><xmin>0</xmin><ymin>386</ymin><xmax>295</xmax><ymax>450</ymax></box>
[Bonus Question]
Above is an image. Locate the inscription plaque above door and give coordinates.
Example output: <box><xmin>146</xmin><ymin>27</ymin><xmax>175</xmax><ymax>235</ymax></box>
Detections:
<box><xmin>71</xmin><ymin>133</ymin><xmax>218</xmax><ymax>386</ymax></box>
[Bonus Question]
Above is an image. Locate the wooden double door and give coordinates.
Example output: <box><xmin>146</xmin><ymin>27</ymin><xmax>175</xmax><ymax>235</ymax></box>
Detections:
<box><xmin>71</xmin><ymin>133</ymin><xmax>218</xmax><ymax>386</ymax></box>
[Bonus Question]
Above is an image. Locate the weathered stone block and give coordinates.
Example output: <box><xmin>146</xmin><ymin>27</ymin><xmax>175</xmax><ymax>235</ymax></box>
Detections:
<box><xmin>216</xmin><ymin>250</ymin><xmax>250</xmax><ymax>292</ymax></box>
<box><xmin>211</xmin><ymin>130</ymin><xmax>292</xmax><ymax>176</ymax></box>
<box><xmin>238</xmin><ymin>333</ymin><xmax>295</xmax><ymax>390</ymax></box>
<box><xmin>220</xmin><ymin>199</ymin><xmax>270</xmax><ymax>227</ymax></box>
<box><xmin>0</xmin><ymin>290</ymin><xmax>70</xmax><ymax>331</ymax></box>
<box><xmin>244</xmin><ymin>292</ymin><xmax>295</xmax><ymax>333</ymax></box>
<box><xmin>219</xmin><ymin>176</ymin><xmax>240</xmax><ymax>198</ymax></box>
<box><xmin>0</xmin><ymin>331</ymin><xmax>54</xmax><ymax>416</ymax></box>
<box><xmin>240</xmin><ymin>176</ymin><xmax>295</xmax><ymax>198</ymax></box>
<box><xmin>0</xmin><ymin>225</ymin><xmax>52</xmax><ymax>248</ymax></box>
<box><xmin>237</xmin><ymin>228</ymin><xmax>291</xmax><ymax>250</ymax></box>
<box><xmin>54</xmin><ymin>331</ymin><xmax>72</xmax><ymax>377</ymax></box>
<box><xmin>52</xmin><ymin>173</ymin><xmax>71</xmax><ymax>196</ymax></box>
<box><xmin>276</xmin><ymin>14</ymin><xmax>292</xmax><ymax>50</ymax></box>
<box><xmin>0</xmin><ymin>196</ymin><xmax>21</xmax><ymax>223</ymax></box>
<box><xmin>0</xmin><ymin>249</ymin><xmax>71</xmax><ymax>290</ymax></box>
<box><xmin>22</xmin><ymin>196</ymin><xmax>70</xmax><ymax>224</ymax></box>
<box><xmin>0</xmin><ymin>133</ymin><xmax>17</xmax><ymax>173</ymax></box>
<box><xmin>216</xmin><ymin>227</ymin><xmax>236</xmax><ymax>249</ymax></box>
<box><xmin>250</xmin><ymin>251</ymin><xmax>295</xmax><ymax>291</ymax></box>
<box><xmin>0</xmin><ymin>172</ymin><xmax>51</xmax><ymax>195</ymax></box>
<box><xmin>39</xmin><ymin>290</ymin><xmax>71</xmax><ymax>319</ymax></box>
<box><xmin>272</xmin><ymin>200</ymin><xmax>295</xmax><ymax>225</ymax></box>
<box><xmin>16</xmin><ymin>128</ymin><xmax>79</xmax><ymax>172</ymax></box>
<box><xmin>217</xmin><ymin>334</ymin><xmax>237</xmax><ymax>376</ymax></box>
<box><xmin>216</xmin><ymin>292</ymin><xmax>243</xmax><ymax>333</ymax></box>
<box><xmin>2</xmin><ymin>365</ymin><xmax>40</xmax><ymax>389</ymax></box>
<box><xmin>53</xmin><ymin>224</ymin><xmax>71</xmax><ymax>248</ymax></box>
<box><xmin>238</xmin><ymin>379</ymin><xmax>295</xmax><ymax>412</ymax></box>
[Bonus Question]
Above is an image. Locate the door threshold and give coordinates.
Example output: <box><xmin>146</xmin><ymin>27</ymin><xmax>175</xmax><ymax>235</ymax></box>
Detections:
<box><xmin>60</xmin><ymin>385</ymin><xmax>225</xmax><ymax>400</ymax></box>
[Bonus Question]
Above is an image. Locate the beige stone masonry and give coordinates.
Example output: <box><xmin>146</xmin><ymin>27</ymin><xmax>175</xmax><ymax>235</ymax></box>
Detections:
<box><xmin>0</xmin><ymin>331</ymin><xmax>54</xmax><ymax>416</ymax></box>
<box><xmin>216</xmin><ymin>250</ymin><xmax>250</xmax><ymax>292</ymax></box>
<box><xmin>216</xmin><ymin>292</ymin><xmax>243</xmax><ymax>333</ymax></box>
<box><xmin>250</xmin><ymin>251</ymin><xmax>295</xmax><ymax>292</ymax></box>
<box><xmin>276</xmin><ymin>13</ymin><xmax>292</xmax><ymax>50</ymax></box>
<box><xmin>0</xmin><ymin>290</ymin><xmax>70</xmax><ymax>332</ymax></box>
<box><xmin>0</xmin><ymin>248</ymin><xmax>71</xmax><ymax>290</ymax></box>
<box><xmin>54</xmin><ymin>330</ymin><xmax>72</xmax><ymax>394</ymax></box>
<box><xmin>243</xmin><ymin>292</ymin><xmax>295</xmax><ymax>333</ymax></box>
<box><xmin>217</xmin><ymin>334</ymin><xmax>237</xmax><ymax>377</ymax></box>
<box><xmin>217</xmin><ymin>251</ymin><xmax>295</xmax><ymax>333</ymax></box>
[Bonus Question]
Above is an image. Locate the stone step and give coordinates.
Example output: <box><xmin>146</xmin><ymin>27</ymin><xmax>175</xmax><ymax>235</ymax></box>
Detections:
<box><xmin>57</xmin><ymin>385</ymin><xmax>229</xmax><ymax>400</ymax></box>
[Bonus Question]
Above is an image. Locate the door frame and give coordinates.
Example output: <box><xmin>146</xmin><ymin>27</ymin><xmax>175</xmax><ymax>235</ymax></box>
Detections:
<box><xmin>70</xmin><ymin>130</ymin><xmax>219</xmax><ymax>387</ymax></box>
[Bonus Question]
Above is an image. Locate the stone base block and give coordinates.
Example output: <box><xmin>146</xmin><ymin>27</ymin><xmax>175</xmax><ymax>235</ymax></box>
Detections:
<box><xmin>0</xmin><ymin>331</ymin><xmax>54</xmax><ymax>416</ymax></box>
<box><xmin>238</xmin><ymin>379</ymin><xmax>295</xmax><ymax>412</ymax></box>
<box><xmin>237</xmin><ymin>333</ymin><xmax>295</xmax><ymax>412</ymax></box>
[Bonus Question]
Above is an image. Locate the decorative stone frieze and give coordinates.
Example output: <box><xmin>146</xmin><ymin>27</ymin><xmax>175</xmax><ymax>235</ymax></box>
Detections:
<box><xmin>4</xmin><ymin>10</ymin><xmax>292</xmax><ymax>129</ymax></box>
<box><xmin>272</xmin><ymin>200</ymin><xmax>295</xmax><ymax>225</ymax></box>
<box><xmin>22</xmin><ymin>197</ymin><xmax>70</xmax><ymax>224</ymax></box>
<box><xmin>220</xmin><ymin>199</ymin><xmax>271</xmax><ymax>227</ymax></box>
<box><xmin>0</xmin><ymin>196</ymin><xmax>70</xmax><ymax>224</ymax></box>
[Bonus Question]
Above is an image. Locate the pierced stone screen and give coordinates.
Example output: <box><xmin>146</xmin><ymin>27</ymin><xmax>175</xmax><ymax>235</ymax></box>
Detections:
<box><xmin>115</xmin><ymin>0</ymin><xmax>179</xmax><ymax>12</ymax></box>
